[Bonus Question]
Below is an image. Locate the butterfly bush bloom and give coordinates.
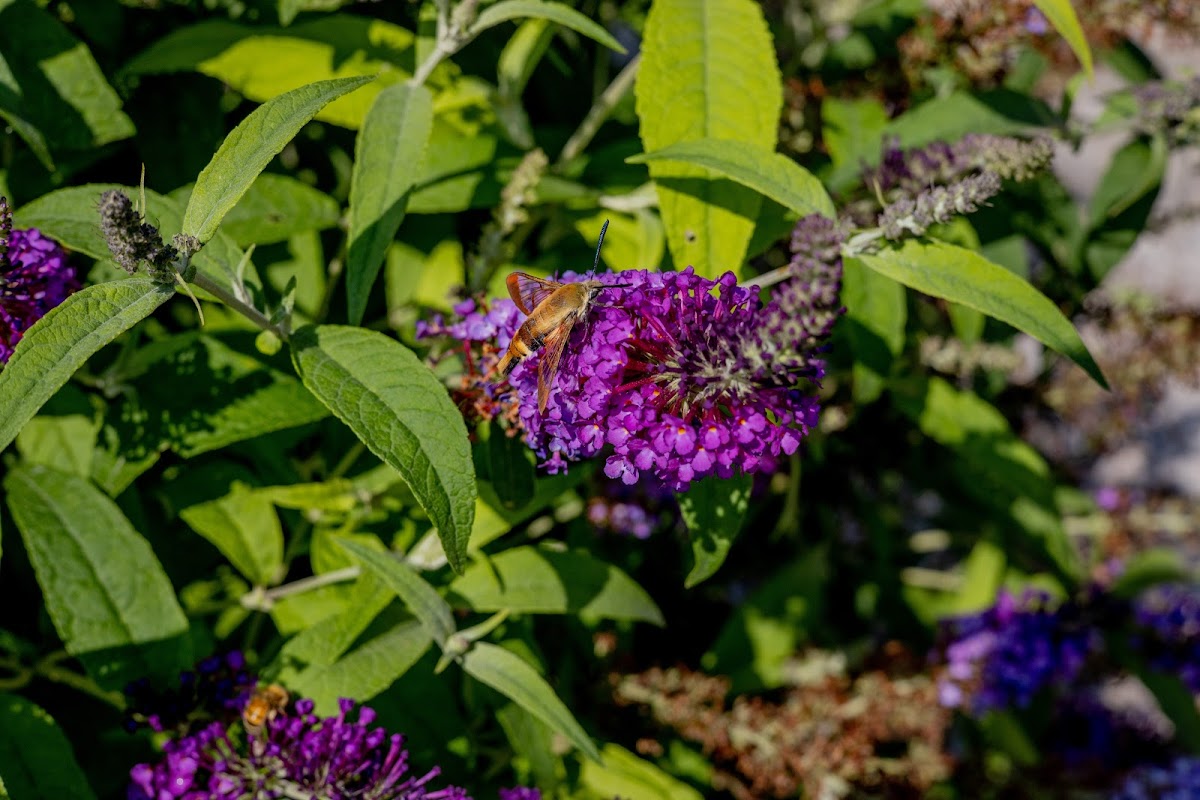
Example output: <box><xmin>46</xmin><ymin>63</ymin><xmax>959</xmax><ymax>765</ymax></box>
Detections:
<box><xmin>128</xmin><ymin>694</ymin><xmax>466</xmax><ymax>800</ymax></box>
<box><xmin>936</xmin><ymin>589</ymin><xmax>1102</xmax><ymax>712</ymax></box>
<box><xmin>1132</xmin><ymin>583</ymin><xmax>1200</xmax><ymax>692</ymax></box>
<box><xmin>0</xmin><ymin>197</ymin><xmax>78</xmax><ymax>364</ymax></box>
<box><xmin>1111</xmin><ymin>756</ymin><xmax>1200</xmax><ymax>800</ymax></box>
<box><xmin>123</xmin><ymin>651</ymin><xmax>254</xmax><ymax>733</ymax></box>
<box><xmin>419</xmin><ymin>217</ymin><xmax>842</xmax><ymax>490</ymax></box>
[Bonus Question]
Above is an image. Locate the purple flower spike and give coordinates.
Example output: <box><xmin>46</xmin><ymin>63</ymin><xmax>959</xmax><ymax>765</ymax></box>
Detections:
<box><xmin>0</xmin><ymin>215</ymin><xmax>79</xmax><ymax>364</ymax></box>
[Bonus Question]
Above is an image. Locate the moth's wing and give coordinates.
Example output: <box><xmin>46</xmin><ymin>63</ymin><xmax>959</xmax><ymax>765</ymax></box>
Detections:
<box><xmin>507</xmin><ymin>272</ymin><xmax>561</xmax><ymax>315</ymax></box>
<box><xmin>536</xmin><ymin>318</ymin><xmax>576</xmax><ymax>413</ymax></box>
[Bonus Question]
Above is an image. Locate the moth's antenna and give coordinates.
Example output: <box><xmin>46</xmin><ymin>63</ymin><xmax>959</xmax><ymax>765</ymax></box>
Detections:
<box><xmin>592</xmin><ymin>219</ymin><xmax>610</xmax><ymax>274</ymax></box>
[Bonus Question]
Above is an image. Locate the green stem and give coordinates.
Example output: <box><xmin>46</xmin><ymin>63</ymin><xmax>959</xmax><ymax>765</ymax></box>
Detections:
<box><xmin>35</xmin><ymin>657</ymin><xmax>125</xmax><ymax>710</ymax></box>
<box><xmin>191</xmin><ymin>272</ymin><xmax>285</xmax><ymax>338</ymax></box>
<box><xmin>557</xmin><ymin>53</ymin><xmax>641</xmax><ymax>167</ymax></box>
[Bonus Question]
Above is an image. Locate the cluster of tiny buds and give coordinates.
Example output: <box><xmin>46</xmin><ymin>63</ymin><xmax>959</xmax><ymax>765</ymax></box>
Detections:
<box><xmin>98</xmin><ymin>190</ymin><xmax>197</xmax><ymax>281</ymax></box>
<box><xmin>0</xmin><ymin>196</ymin><xmax>11</xmax><ymax>269</ymax></box>
<box><xmin>879</xmin><ymin>172</ymin><xmax>1002</xmax><ymax>239</ymax></box>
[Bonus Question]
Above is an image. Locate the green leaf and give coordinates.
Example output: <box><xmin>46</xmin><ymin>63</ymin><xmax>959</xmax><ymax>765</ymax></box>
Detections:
<box><xmin>677</xmin><ymin>474</ymin><xmax>751</xmax><ymax>588</ymax></box>
<box><xmin>1031</xmin><ymin>0</ymin><xmax>1094</xmax><ymax>78</ymax></box>
<box><xmin>183</xmin><ymin>76</ymin><xmax>373</xmax><ymax>243</ymax></box>
<box><xmin>15</xmin><ymin>385</ymin><xmax>98</xmax><ymax>477</ymax></box>
<box><xmin>885</xmin><ymin>90</ymin><xmax>1055</xmax><ymax>150</ymax></box>
<box><xmin>635</xmin><ymin>0</ymin><xmax>781</xmax><ymax>277</ymax></box>
<box><xmin>180</xmin><ymin>482</ymin><xmax>284</xmax><ymax>586</ymax></box>
<box><xmin>337</xmin><ymin>538</ymin><xmax>455</xmax><ymax>645</ymax></box>
<box><xmin>287</xmin><ymin>620</ymin><xmax>433</xmax><ymax>713</ymax></box>
<box><xmin>212</xmin><ymin>173</ymin><xmax>340</xmax><ymax>246</ymax></box>
<box><xmin>842</xmin><ymin>257</ymin><xmax>906</xmax><ymax>405</ymax></box>
<box><xmin>468</xmin><ymin>0</ymin><xmax>626</xmax><ymax>52</ymax></box>
<box><xmin>822</xmin><ymin>96</ymin><xmax>889</xmax><ymax>193</ymax></box>
<box><xmin>0</xmin><ymin>694</ymin><xmax>96</xmax><ymax>800</ymax></box>
<box><xmin>1088</xmin><ymin>135</ymin><xmax>1166</xmax><ymax>224</ymax></box>
<box><xmin>579</xmin><ymin>744</ymin><xmax>704</xmax><ymax>800</ymax></box>
<box><xmin>0</xmin><ymin>0</ymin><xmax>133</xmax><ymax>157</ymax></box>
<box><xmin>0</xmin><ymin>279</ymin><xmax>174</xmax><ymax>455</ymax></box>
<box><xmin>347</xmin><ymin>83</ymin><xmax>434</xmax><ymax>325</ymax></box>
<box><xmin>461</xmin><ymin>641</ymin><xmax>601</xmax><ymax>762</ymax></box>
<box><xmin>121</xmin><ymin>17</ymin><xmax>430</xmax><ymax>130</ymax></box>
<box><xmin>448</xmin><ymin>547</ymin><xmax>664</xmax><ymax>625</ymax></box>
<box><xmin>273</xmin><ymin>571</ymin><xmax>393</xmax><ymax>674</ymax></box>
<box><xmin>1110</xmin><ymin>549</ymin><xmax>1194</xmax><ymax>599</ymax></box>
<box><xmin>15</xmin><ymin>185</ymin><xmax>257</xmax><ymax>295</ymax></box>
<box><xmin>290</xmin><ymin>325</ymin><xmax>476</xmax><ymax>571</ymax></box>
<box><xmin>0</xmin><ymin>81</ymin><xmax>54</xmax><ymax>170</ymax></box>
<box><xmin>4</xmin><ymin>466</ymin><xmax>188</xmax><ymax>677</ymax></box>
<box><xmin>855</xmin><ymin>240</ymin><xmax>1107</xmax><ymax>388</ymax></box>
<box><xmin>1133</xmin><ymin>668</ymin><xmax>1200</xmax><ymax>751</ymax></box>
<box><xmin>481</xmin><ymin>421</ymin><xmax>536</xmax><ymax>511</ymax></box>
<box><xmin>629</xmin><ymin>139</ymin><xmax>834</xmax><ymax>220</ymax></box>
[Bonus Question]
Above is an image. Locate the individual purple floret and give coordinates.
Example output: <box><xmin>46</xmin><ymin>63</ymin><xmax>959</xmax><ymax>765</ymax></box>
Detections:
<box><xmin>1132</xmin><ymin>583</ymin><xmax>1200</xmax><ymax>692</ymax></box>
<box><xmin>0</xmin><ymin>198</ymin><xmax>79</xmax><ymax>363</ymax></box>
<box><xmin>1110</xmin><ymin>756</ymin><xmax>1200</xmax><ymax>800</ymax></box>
<box><xmin>937</xmin><ymin>590</ymin><xmax>1101</xmax><ymax>713</ymax></box>
<box><xmin>128</xmin><ymin>695</ymin><xmax>468</xmax><ymax>800</ymax></box>
<box><xmin>497</xmin><ymin>789</ymin><xmax>541</xmax><ymax>800</ymax></box>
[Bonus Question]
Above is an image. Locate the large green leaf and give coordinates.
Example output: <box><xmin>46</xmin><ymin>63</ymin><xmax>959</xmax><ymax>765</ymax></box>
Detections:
<box><xmin>180</xmin><ymin>482</ymin><xmax>285</xmax><ymax>586</ymax></box>
<box><xmin>468</xmin><ymin>0</ymin><xmax>625</xmax><ymax>52</ymax></box>
<box><xmin>1031</xmin><ymin>0</ymin><xmax>1093</xmax><ymax>77</ymax></box>
<box><xmin>885</xmin><ymin>90</ymin><xmax>1055</xmax><ymax>150</ymax></box>
<box><xmin>855</xmin><ymin>240</ymin><xmax>1106</xmax><ymax>388</ymax></box>
<box><xmin>678</xmin><ymin>474</ymin><xmax>751</xmax><ymax>588</ymax></box>
<box><xmin>0</xmin><ymin>694</ymin><xmax>96</xmax><ymax>800</ymax></box>
<box><xmin>447</xmin><ymin>547</ymin><xmax>664</xmax><ymax>625</ymax></box>
<box><xmin>290</xmin><ymin>326</ymin><xmax>475</xmax><ymax>571</ymax></box>
<box><xmin>0</xmin><ymin>279</ymin><xmax>174</xmax><ymax>454</ymax></box>
<box><xmin>579</xmin><ymin>744</ymin><xmax>705</xmax><ymax>800</ymax></box>
<box><xmin>635</xmin><ymin>0</ymin><xmax>781</xmax><ymax>276</ymax></box>
<box><xmin>4</xmin><ymin>466</ymin><xmax>189</xmax><ymax>680</ymax></box>
<box><xmin>629</xmin><ymin>139</ymin><xmax>834</xmax><ymax>220</ymax></box>
<box><xmin>183</xmin><ymin>76</ymin><xmax>373</xmax><ymax>243</ymax></box>
<box><xmin>287</xmin><ymin>620</ymin><xmax>433</xmax><ymax>713</ymax></box>
<box><xmin>842</xmin><ymin>257</ymin><xmax>906</xmax><ymax>404</ymax></box>
<box><xmin>206</xmin><ymin>173</ymin><xmax>340</xmax><ymax>247</ymax></box>
<box><xmin>15</xmin><ymin>185</ymin><xmax>255</xmax><ymax>295</ymax></box>
<box><xmin>0</xmin><ymin>0</ymin><xmax>133</xmax><ymax>159</ymax></box>
<box><xmin>461</xmin><ymin>642</ymin><xmax>600</xmax><ymax>762</ymax></box>
<box><xmin>337</xmin><ymin>538</ymin><xmax>455</xmax><ymax>645</ymax></box>
<box><xmin>15</xmin><ymin>385</ymin><xmax>98</xmax><ymax>477</ymax></box>
<box><xmin>347</xmin><ymin>83</ymin><xmax>434</xmax><ymax>325</ymax></box>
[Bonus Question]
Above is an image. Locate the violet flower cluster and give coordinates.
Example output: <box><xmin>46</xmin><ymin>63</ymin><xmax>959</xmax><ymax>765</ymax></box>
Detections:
<box><xmin>128</xmin><ymin>694</ymin><xmax>468</xmax><ymax>800</ymax></box>
<box><xmin>1111</xmin><ymin>756</ymin><xmax>1200</xmax><ymax>800</ymax></box>
<box><xmin>0</xmin><ymin>197</ymin><xmax>79</xmax><ymax>364</ymax></box>
<box><xmin>1132</xmin><ymin>583</ymin><xmax>1200</xmax><ymax>693</ymax></box>
<box><xmin>1133</xmin><ymin>77</ymin><xmax>1200</xmax><ymax>146</ymax></box>
<box><xmin>936</xmin><ymin>589</ymin><xmax>1101</xmax><ymax>712</ymax></box>
<box><xmin>419</xmin><ymin>218</ymin><xmax>842</xmax><ymax>490</ymax></box>
<box><xmin>123</xmin><ymin>651</ymin><xmax>254</xmax><ymax>734</ymax></box>
<box><xmin>853</xmin><ymin>134</ymin><xmax>1054</xmax><ymax>241</ymax></box>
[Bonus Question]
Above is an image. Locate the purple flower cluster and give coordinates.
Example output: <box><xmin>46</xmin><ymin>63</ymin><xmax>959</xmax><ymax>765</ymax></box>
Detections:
<box><xmin>418</xmin><ymin>233</ymin><xmax>841</xmax><ymax>491</ymax></box>
<box><xmin>937</xmin><ymin>590</ymin><xmax>1101</xmax><ymax>712</ymax></box>
<box><xmin>123</xmin><ymin>651</ymin><xmax>254</xmax><ymax>734</ymax></box>
<box><xmin>1111</xmin><ymin>756</ymin><xmax>1200</xmax><ymax>800</ymax></box>
<box><xmin>865</xmin><ymin>134</ymin><xmax>1054</xmax><ymax>194</ymax></box>
<box><xmin>1132</xmin><ymin>583</ymin><xmax>1200</xmax><ymax>692</ymax></box>
<box><xmin>0</xmin><ymin>199</ymin><xmax>79</xmax><ymax>363</ymax></box>
<box><xmin>497</xmin><ymin>789</ymin><xmax>540</xmax><ymax>800</ymax></box>
<box><xmin>129</xmin><ymin>695</ymin><xmax>467</xmax><ymax>800</ymax></box>
<box><xmin>587</xmin><ymin>498</ymin><xmax>658</xmax><ymax>539</ymax></box>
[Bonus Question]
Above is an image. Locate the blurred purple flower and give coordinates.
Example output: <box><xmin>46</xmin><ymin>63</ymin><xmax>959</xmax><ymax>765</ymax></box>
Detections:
<box><xmin>123</xmin><ymin>651</ymin><xmax>253</xmax><ymax>734</ymax></box>
<box><xmin>0</xmin><ymin>202</ymin><xmax>78</xmax><ymax>363</ymax></box>
<box><xmin>1132</xmin><ymin>583</ymin><xmax>1200</xmax><ymax>692</ymax></box>
<box><xmin>498</xmin><ymin>789</ymin><xmax>540</xmax><ymax>800</ymax></box>
<box><xmin>129</xmin><ymin>695</ymin><xmax>467</xmax><ymax>800</ymax></box>
<box><xmin>937</xmin><ymin>590</ymin><xmax>1101</xmax><ymax>712</ymax></box>
<box><xmin>1111</xmin><ymin>755</ymin><xmax>1200</xmax><ymax>800</ymax></box>
<box><xmin>1023</xmin><ymin>8</ymin><xmax>1049</xmax><ymax>35</ymax></box>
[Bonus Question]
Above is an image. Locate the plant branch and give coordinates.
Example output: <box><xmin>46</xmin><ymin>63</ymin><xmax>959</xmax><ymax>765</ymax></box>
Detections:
<box><xmin>557</xmin><ymin>53</ymin><xmax>642</xmax><ymax>167</ymax></box>
<box><xmin>191</xmin><ymin>272</ymin><xmax>285</xmax><ymax>338</ymax></box>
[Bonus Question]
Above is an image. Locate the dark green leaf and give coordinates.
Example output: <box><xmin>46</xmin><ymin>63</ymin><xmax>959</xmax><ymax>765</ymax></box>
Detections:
<box><xmin>0</xmin><ymin>279</ymin><xmax>173</xmax><ymax>455</ymax></box>
<box><xmin>215</xmin><ymin>173</ymin><xmax>340</xmax><ymax>246</ymax></box>
<box><xmin>842</xmin><ymin>257</ymin><xmax>906</xmax><ymax>405</ymax></box>
<box><xmin>448</xmin><ymin>547</ymin><xmax>664</xmax><ymax>625</ymax></box>
<box><xmin>182</xmin><ymin>76</ymin><xmax>373</xmax><ymax>243</ymax></box>
<box><xmin>4</xmin><ymin>466</ymin><xmax>189</xmax><ymax>681</ymax></box>
<box><xmin>461</xmin><ymin>642</ymin><xmax>600</xmax><ymax>762</ymax></box>
<box><xmin>347</xmin><ymin>83</ymin><xmax>434</xmax><ymax>325</ymax></box>
<box><xmin>482</xmin><ymin>421</ymin><xmax>536</xmax><ymax>511</ymax></box>
<box><xmin>0</xmin><ymin>694</ymin><xmax>96</xmax><ymax>800</ymax></box>
<box><xmin>678</xmin><ymin>474</ymin><xmax>751</xmax><ymax>588</ymax></box>
<box><xmin>290</xmin><ymin>325</ymin><xmax>475</xmax><ymax>571</ymax></box>
<box><xmin>855</xmin><ymin>240</ymin><xmax>1107</xmax><ymax>388</ymax></box>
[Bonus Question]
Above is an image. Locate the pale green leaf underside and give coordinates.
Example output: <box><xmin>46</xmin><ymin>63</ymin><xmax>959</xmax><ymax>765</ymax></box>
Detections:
<box><xmin>337</xmin><ymin>538</ymin><xmax>456</xmax><ymax>645</ymax></box>
<box><xmin>183</xmin><ymin>75</ymin><xmax>373</xmax><ymax>243</ymax></box>
<box><xmin>636</xmin><ymin>0</ymin><xmax>781</xmax><ymax>276</ymax></box>
<box><xmin>347</xmin><ymin>83</ymin><xmax>434</xmax><ymax>325</ymax></box>
<box><xmin>855</xmin><ymin>240</ymin><xmax>1107</xmax><ymax>388</ymax></box>
<box><xmin>4</xmin><ymin>466</ymin><xmax>187</xmax><ymax>656</ymax></box>
<box><xmin>461</xmin><ymin>642</ymin><xmax>601</xmax><ymax>762</ymax></box>
<box><xmin>630</xmin><ymin>139</ymin><xmax>835</xmax><ymax>220</ymax></box>
<box><xmin>290</xmin><ymin>325</ymin><xmax>476</xmax><ymax>571</ymax></box>
<box><xmin>469</xmin><ymin>0</ymin><xmax>626</xmax><ymax>53</ymax></box>
<box><xmin>0</xmin><ymin>279</ymin><xmax>173</xmax><ymax>454</ymax></box>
